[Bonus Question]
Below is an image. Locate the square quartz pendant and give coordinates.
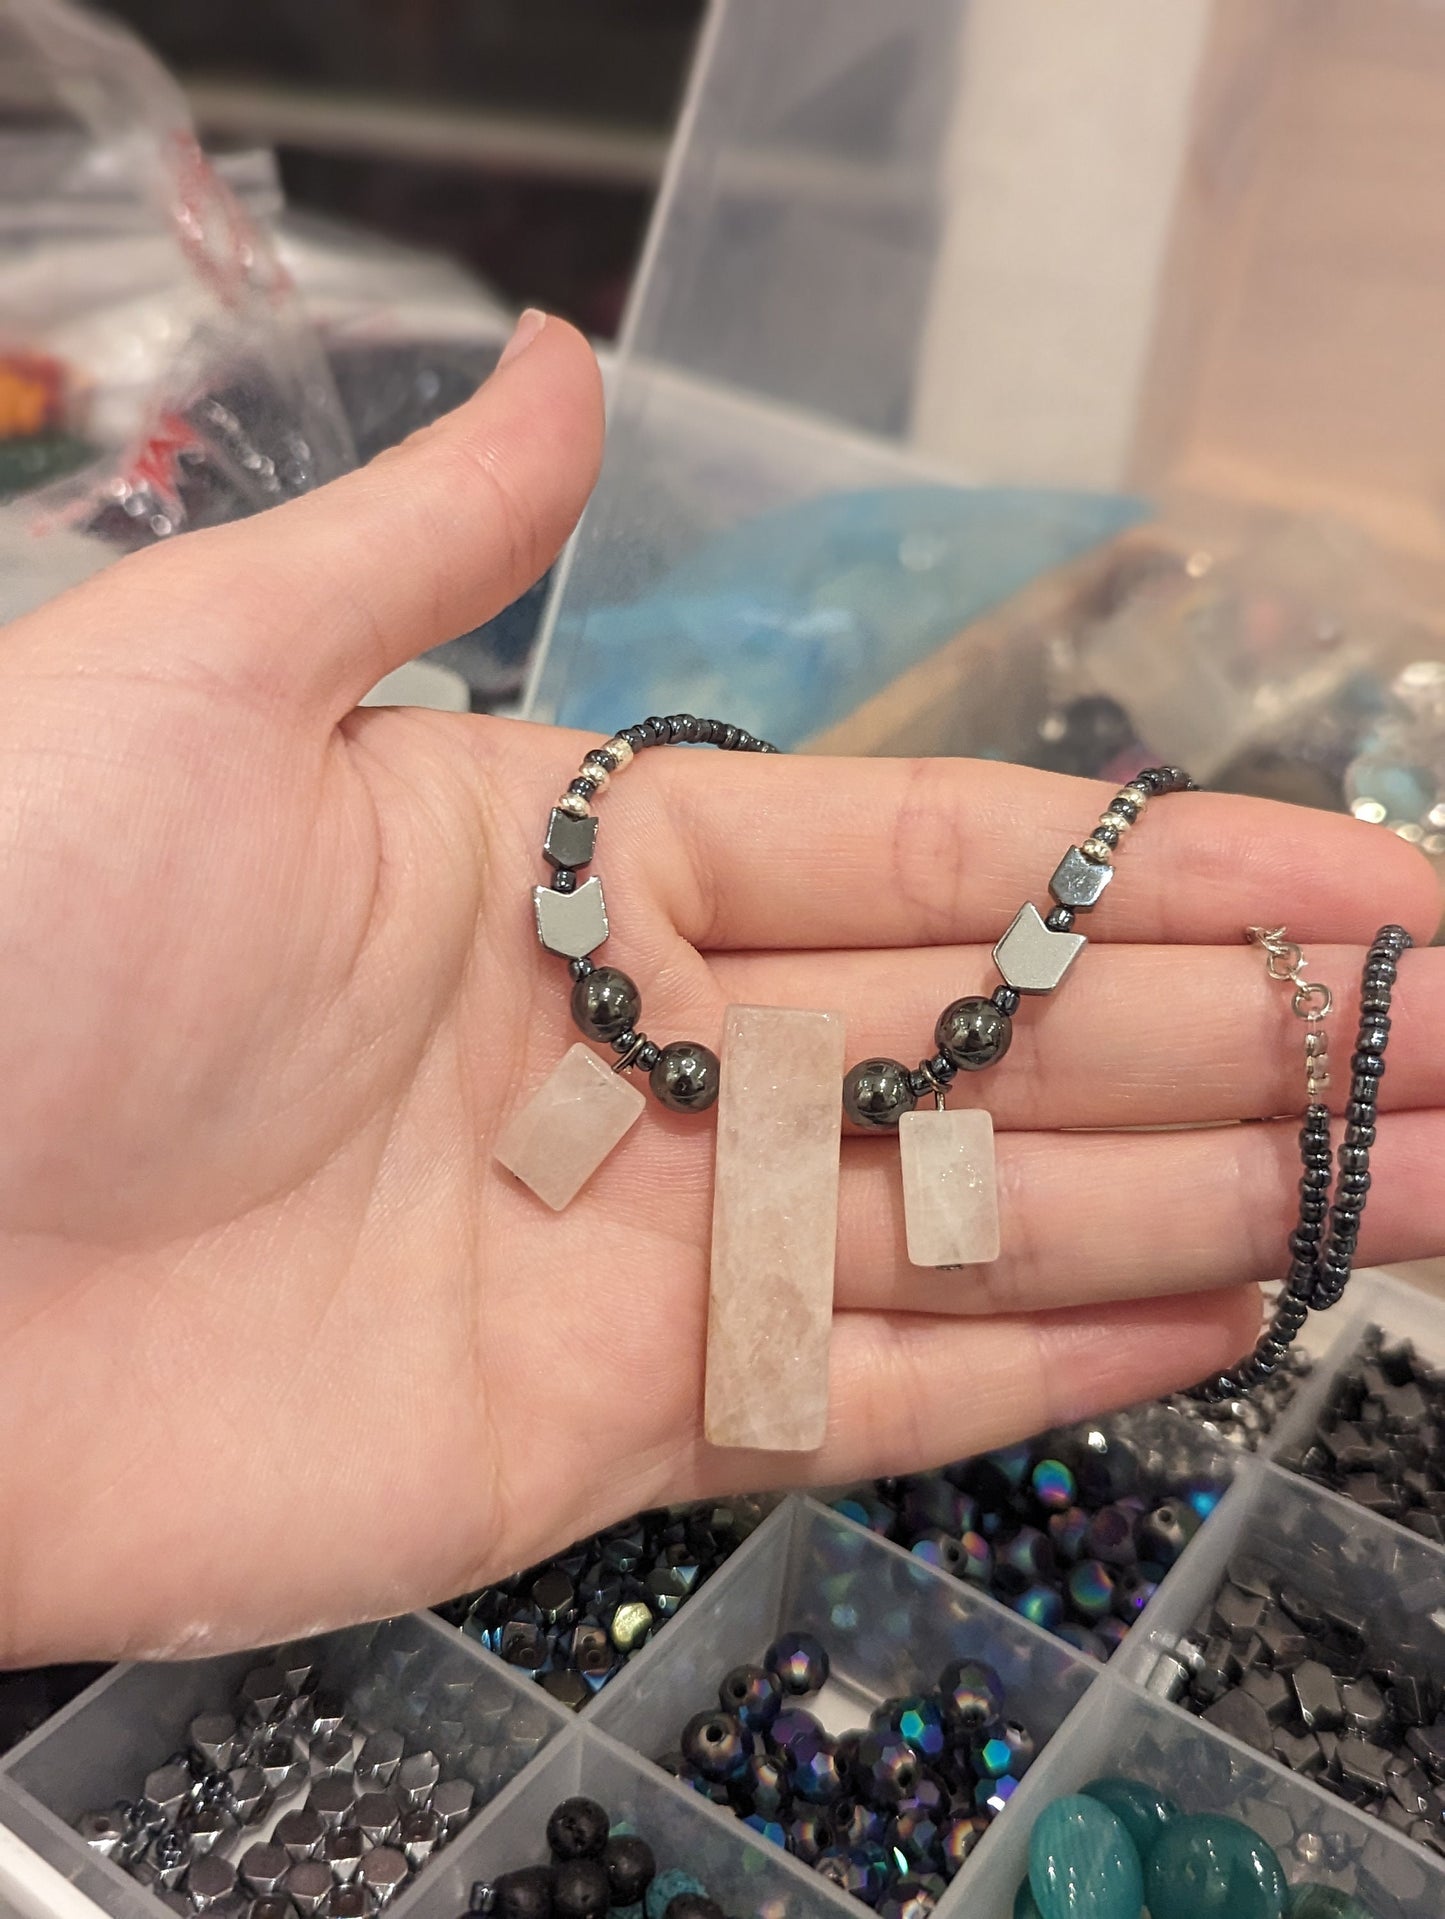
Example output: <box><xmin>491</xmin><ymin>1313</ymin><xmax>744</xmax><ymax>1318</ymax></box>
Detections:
<box><xmin>494</xmin><ymin>1044</ymin><xmax>644</xmax><ymax>1211</ymax></box>
<box><xmin>899</xmin><ymin>1107</ymin><xmax>999</xmax><ymax>1267</ymax></box>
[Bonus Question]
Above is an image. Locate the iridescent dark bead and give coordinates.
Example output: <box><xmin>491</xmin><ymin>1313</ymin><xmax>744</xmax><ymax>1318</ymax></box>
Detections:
<box><xmin>876</xmin><ymin>1876</ymin><xmax>942</xmax><ymax>1919</ymax></box>
<box><xmin>854</xmin><ymin>1733</ymin><xmax>925</xmax><ymax>1806</ymax></box>
<box><xmin>1084</xmin><ymin>1506</ymin><xmax>1137</xmax><ymax>1566</ymax></box>
<box><xmin>741</xmin><ymin>1811</ymin><xmax>786</xmax><ymax>1849</ymax></box>
<box><xmin>1011</xmin><ymin>1585</ymin><xmax>1064</xmax><ymax>1632</ymax></box>
<box><xmin>957</xmin><ymin>1531</ymin><xmax>993</xmax><ymax>1583</ymax></box>
<box><xmin>1111</xmin><ymin>1569</ymin><xmax>1158</xmax><ymax>1623</ymax></box>
<box><xmin>718</xmin><ymin>1664</ymin><xmax>783</xmax><ymax>1732</ymax></box>
<box><xmin>1066</xmin><ymin>1559</ymin><xmax>1117</xmax><ymax>1620</ymax></box>
<box><xmin>546</xmin><ymin>1796</ymin><xmax>609</xmax><ymax>1860</ymax></box>
<box><xmin>938</xmin><ymin>1660</ymin><xmax>1003</xmax><ymax>1738</ymax></box>
<box><xmin>785</xmin><ymin>1808</ymin><xmax>835</xmax><ymax>1865</ymax></box>
<box><xmin>939</xmin><ymin>1813</ymin><xmax>989</xmax><ymax>1877</ymax></box>
<box><xmin>768</xmin><ymin>1707</ymin><xmax>825</xmax><ymax>1757</ymax></box>
<box><xmin>876</xmin><ymin>1697</ymin><xmax>947</xmax><ymax>1763</ymax></box>
<box><xmin>994</xmin><ymin>1527</ymin><xmax>1055</xmax><ymax>1594</ymax></box>
<box><xmin>603</xmin><ymin>1836</ymin><xmax>655</xmax><ymax>1906</ymax></box>
<box><xmin>1135</xmin><ymin>1501</ymin><xmax>1200</xmax><ymax>1566</ymax></box>
<box><xmin>731</xmin><ymin>1753</ymin><xmax>790</xmax><ymax>1819</ymax></box>
<box><xmin>972</xmin><ymin>1722</ymin><xmax>1035</xmax><ymax>1780</ymax></box>
<box><xmin>834</xmin><ymin>1799</ymin><xmax>889</xmax><ymax>1848</ymax></box>
<box><xmin>934</xmin><ymin>997</ymin><xmax>1013</xmax><ymax>1073</ymax></box>
<box><xmin>900</xmin><ymin>1478</ymin><xmax>977</xmax><ymax>1536</ymax></box>
<box><xmin>570</xmin><ymin>968</ymin><xmax>641</xmax><ymax>1043</ymax></box>
<box><xmin>787</xmin><ymin>1728</ymin><xmax>847</xmax><ymax>1804</ymax></box>
<box><xmin>889</xmin><ymin>1796</ymin><xmax>947</xmax><ymax>1872</ymax></box>
<box><xmin>816</xmin><ymin>1843</ymin><xmax>891</xmax><ymax>1905</ymax></box>
<box><xmin>649</xmin><ymin>1042</ymin><xmax>721</xmax><ymax>1113</ymax></box>
<box><xmin>765</xmin><ymin>1632</ymin><xmax>830</xmax><ymax>1696</ymax></box>
<box><xmin>680</xmin><ymin>1710</ymin><xmax>752</xmax><ymax>1783</ymax></box>
<box><xmin>843</xmin><ymin>1058</ymin><xmax>916</xmax><ymax>1128</ymax></box>
<box><xmin>1029</xmin><ymin>1459</ymin><xmax>1077</xmax><ymax>1511</ymax></box>
<box><xmin>552</xmin><ymin>1859</ymin><xmax>610</xmax><ymax>1919</ymax></box>
<box><xmin>1048</xmin><ymin>1507</ymin><xmax>1091</xmax><ymax>1561</ymax></box>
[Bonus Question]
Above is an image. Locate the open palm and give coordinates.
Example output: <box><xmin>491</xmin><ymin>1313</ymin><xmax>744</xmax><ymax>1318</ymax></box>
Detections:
<box><xmin>0</xmin><ymin>318</ymin><xmax>1440</xmax><ymax>1665</ymax></box>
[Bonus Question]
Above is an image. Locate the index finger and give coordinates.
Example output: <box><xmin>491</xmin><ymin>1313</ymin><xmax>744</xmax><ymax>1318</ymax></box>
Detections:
<box><xmin>622</xmin><ymin>752</ymin><xmax>1441</xmax><ymax>953</ymax></box>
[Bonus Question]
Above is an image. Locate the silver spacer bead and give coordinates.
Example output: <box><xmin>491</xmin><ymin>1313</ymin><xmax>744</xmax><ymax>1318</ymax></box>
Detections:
<box><xmin>1098</xmin><ymin>810</ymin><xmax>1131</xmax><ymax>835</ymax></box>
<box><xmin>604</xmin><ymin>735</ymin><xmax>634</xmax><ymax>770</ymax></box>
<box><xmin>555</xmin><ymin>792</ymin><xmax>591</xmax><ymax>819</ymax></box>
<box><xmin>1119</xmin><ymin>784</ymin><xmax>1149</xmax><ymax>812</ymax></box>
<box><xmin>1080</xmin><ymin>837</ymin><xmax>1114</xmax><ymax>866</ymax></box>
<box><xmin>579</xmin><ymin>758</ymin><xmax>610</xmax><ymax>794</ymax></box>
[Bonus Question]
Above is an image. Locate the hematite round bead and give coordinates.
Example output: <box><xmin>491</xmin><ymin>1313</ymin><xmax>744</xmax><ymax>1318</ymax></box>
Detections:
<box><xmin>843</xmin><ymin>1058</ymin><xmax>917</xmax><ymax>1129</ymax></box>
<box><xmin>570</xmin><ymin>968</ymin><xmax>641</xmax><ymax>1043</ymax></box>
<box><xmin>935</xmin><ymin>997</ymin><xmax>1013</xmax><ymax>1073</ymax></box>
<box><xmin>650</xmin><ymin>1041</ymin><xmax>721</xmax><ymax>1113</ymax></box>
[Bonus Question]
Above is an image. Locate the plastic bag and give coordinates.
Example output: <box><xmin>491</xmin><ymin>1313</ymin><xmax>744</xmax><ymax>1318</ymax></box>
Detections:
<box><xmin>0</xmin><ymin>0</ymin><xmax>352</xmax><ymax>620</ymax></box>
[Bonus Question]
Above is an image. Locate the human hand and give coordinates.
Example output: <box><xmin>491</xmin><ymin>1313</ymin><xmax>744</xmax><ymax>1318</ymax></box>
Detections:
<box><xmin>0</xmin><ymin>315</ymin><xmax>1439</xmax><ymax>1663</ymax></box>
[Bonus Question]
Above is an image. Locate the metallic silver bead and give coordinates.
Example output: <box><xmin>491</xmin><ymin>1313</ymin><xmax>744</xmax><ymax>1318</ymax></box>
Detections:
<box><xmin>250</xmin><ymin>1899</ymin><xmax>292</xmax><ymax>1919</ymax></box>
<box><xmin>604</xmin><ymin>735</ymin><xmax>634</xmax><ymax>770</ymax></box>
<box><xmin>190</xmin><ymin>1713</ymin><xmax>238</xmax><ymax>1773</ymax></box>
<box><xmin>309</xmin><ymin>1731</ymin><xmax>355</xmax><ymax>1776</ymax></box>
<box><xmin>143</xmin><ymin>1766</ymin><xmax>191</xmax><ymax>1824</ymax></box>
<box><xmin>1119</xmin><ymin>784</ymin><xmax>1149</xmax><ymax>811</ymax></box>
<box><xmin>283</xmin><ymin>1861</ymin><xmax>334</xmax><ymax>1917</ymax></box>
<box><xmin>187</xmin><ymin>1855</ymin><xmax>237</xmax><ymax>1913</ymax></box>
<box><xmin>354</xmin><ymin>1791</ymin><xmax>400</xmax><ymax>1847</ymax></box>
<box><xmin>239</xmin><ymin>1666</ymin><xmax>290</xmax><ymax>1725</ymax></box>
<box><xmin>324</xmin><ymin>1827</ymin><xmax>366</xmax><ymax>1883</ymax></box>
<box><xmin>354</xmin><ymin>1730</ymin><xmax>405</xmax><ymax>1790</ymax></box>
<box><xmin>76</xmin><ymin>1810</ymin><xmax>127</xmax><ymax>1858</ymax></box>
<box><xmin>359</xmin><ymin>1847</ymin><xmax>409</xmax><ymax>1909</ymax></box>
<box><xmin>252</xmin><ymin>1737</ymin><xmax>302</xmax><ymax>1796</ymax></box>
<box><xmin>186</xmin><ymin>1806</ymin><xmax>227</xmax><ymax>1857</ymax></box>
<box><xmin>554</xmin><ymin>792</ymin><xmax>590</xmax><ymax>820</ymax></box>
<box><xmin>274</xmin><ymin>1808</ymin><xmax>326</xmax><ymax>1861</ymax></box>
<box><xmin>279</xmin><ymin>1657</ymin><xmax>316</xmax><ymax>1698</ymax></box>
<box><xmin>239</xmin><ymin>1843</ymin><xmax>290</xmax><ymax>1897</ymax></box>
<box><xmin>431</xmin><ymin>1778</ymin><xmax>474</xmax><ymax>1834</ymax></box>
<box><xmin>325</xmin><ymin>1890</ymin><xmax>367</xmax><ymax>1919</ymax></box>
<box><xmin>992</xmin><ymin>901</ymin><xmax>1087</xmax><ymax>995</ymax></box>
<box><xmin>578</xmin><ymin>758</ymin><xmax>609</xmax><ymax>794</ymax></box>
<box><xmin>532</xmin><ymin>875</ymin><xmax>608</xmax><ymax>959</ymax></box>
<box><xmin>308</xmin><ymin>1774</ymin><xmax>356</xmax><ymax>1830</ymax></box>
<box><xmin>1098</xmin><ymin>811</ymin><xmax>1131</xmax><ymax>835</ymax></box>
<box><xmin>395</xmin><ymin>1750</ymin><xmax>440</xmax><ymax>1810</ymax></box>
<box><xmin>227</xmin><ymin>1767</ymin><xmax>269</xmax><ymax>1825</ymax></box>
<box><xmin>1080</xmin><ymin>836</ymin><xmax>1114</xmax><ymax>866</ymax></box>
<box><xmin>400</xmin><ymin>1808</ymin><xmax>440</xmax><ymax>1870</ymax></box>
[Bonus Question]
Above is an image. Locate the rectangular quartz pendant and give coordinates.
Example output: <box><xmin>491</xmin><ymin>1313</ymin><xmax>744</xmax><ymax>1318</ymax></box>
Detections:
<box><xmin>899</xmin><ymin>1107</ymin><xmax>999</xmax><ymax>1268</ymax></box>
<box><xmin>705</xmin><ymin>1005</ymin><xmax>845</xmax><ymax>1452</ymax></box>
<box><xmin>493</xmin><ymin>1043</ymin><xmax>645</xmax><ymax>1211</ymax></box>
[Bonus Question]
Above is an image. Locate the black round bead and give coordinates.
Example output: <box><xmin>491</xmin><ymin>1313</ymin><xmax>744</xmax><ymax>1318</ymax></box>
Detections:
<box><xmin>992</xmin><ymin>984</ymin><xmax>1021</xmax><ymax>1017</ymax></box>
<box><xmin>551</xmin><ymin>1861</ymin><xmax>608</xmax><ymax>1919</ymax></box>
<box><xmin>568</xmin><ymin>779</ymin><xmax>596</xmax><ymax>801</ymax></box>
<box><xmin>1045</xmin><ymin>905</ymin><xmax>1076</xmax><ymax>932</ymax></box>
<box><xmin>681</xmin><ymin>1709</ymin><xmax>751</xmax><ymax>1782</ymax></box>
<box><xmin>1346</xmin><ymin>1099</ymin><xmax>1376</xmax><ymax>1125</ymax></box>
<box><xmin>636</xmin><ymin>1041</ymin><xmax>662</xmax><ymax>1073</ymax></box>
<box><xmin>552</xmin><ymin>869</ymin><xmax>577</xmax><ymax>894</ymax></box>
<box><xmin>611</xmin><ymin>1029</ymin><xmax>641</xmax><ymax>1054</ymax></box>
<box><xmin>569</xmin><ymin>956</ymin><xmax>595</xmax><ymax>981</ymax></box>
<box><xmin>1357</xmin><ymin>1021</ymin><xmax>1390</xmax><ymax>1051</ymax></box>
<box><xmin>1111</xmin><ymin>795</ymin><xmax>1140</xmax><ymax>823</ymax></box>
<box><xmin>602</xmin><ymin>1836</ymin><xmax>655</xmax><ymax>1906</ymax></box>
<box><xmin>664</xmin><ymin>1900</ymin><xmax>726</xmax><ymax>1919</ymax></box>
<box><xmin>546</xmin><ymin>1797</ymin><xmax>609</xmax><ymax>1861</ymax></box>
<box><xmin>1352</xmin><ymin>1052</ymin><xmax>1385</xmax><ymax>1077</ymax></box>
<box><xmin>583</xmin><ymin>750</ymin><xmax>617</xmax><ymax>775</ymax></box>
<box><xmin>843</xmin><ymin>1058</ymin><xmax>916</xmax><ymax>1129</ymax></box>
<box><xmin>935</xmin><ymin>997</ymin><xmax>1013</xmax><ymax>1073</ymax></box>
<box><xmin>494</xmin><ymin>1867</ymin><xmax>553</xmax><ymax>1919</ymax></box>
<box><xmin>650</xmin><ymin>1041</ymin><xmax>721</xmax><ymax>1113</ymax></box>
<box><xmin>1346</xmin><ymin>1124</ymin><xmax>1376</xmax><ymax>1148</ymax></box>
<box><xmin>570</xmin><ymin>968</ymin><xmax>642</xmax><ymax>1043</ymax></box>
<box><xmin>928</xmin><ymin>1051</ymin><xmax>958</xmax><ymax>1082</ymax></box>
<box><xmin>719</xmin><ymin>1663</ymin><xmax>783</xmax><ymax>1732</ymax></box>
<box><xmin>1091</xmin><ymin>822</ymin><xmax>1120</xmax><ymax>850</ymax></box>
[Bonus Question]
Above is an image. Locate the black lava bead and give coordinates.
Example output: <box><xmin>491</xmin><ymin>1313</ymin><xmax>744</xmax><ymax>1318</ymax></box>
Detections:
<box><xmin>545</xmin><ymin>1797</ymin><xmax>609</xmax><ymax>1861</ymax></box>
<box><xmin>934</xmin><ymin>996</ymin><xmax>1012</xmax><ymax>1072</ymax></box>
<box><xmin>602</xmin><ymin>1835</ymin><xmax>655</xmax><ymax>1905</ymax></box>
<box><xmin>494</xmin><ymin>1867</ymin><xmax>553</xmax><ymax>1919</ymax></box>
<box><xmin>843</xmin><ymin>1058</ymin><xmax>916</xmax><ymax>1128</ymax></box>
<box><xmin>570</xmin><ymin>968</ymin><xmax>642</xmax><ymax>1044</ymax></box>
<box><xmin>664</xmin><ymin>1900</ymin><xmax>726</xmax><ymax>1919</ymax></box>
<box><xmin>650</xmin><ymin>1041</ymin><xmax>721</xmax><ymax>1113</ymax></box>
<box><xmin>551</xmin><ymin>1860</ymin><xmax>608</xmax><ymax>1919</ymax></box>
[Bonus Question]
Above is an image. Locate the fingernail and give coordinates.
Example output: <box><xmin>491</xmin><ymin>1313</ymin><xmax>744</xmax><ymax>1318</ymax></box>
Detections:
<box><xmin>497</xmin><ymin>308</ymin><xmax>546</xmax><ymax>370</ymax></box>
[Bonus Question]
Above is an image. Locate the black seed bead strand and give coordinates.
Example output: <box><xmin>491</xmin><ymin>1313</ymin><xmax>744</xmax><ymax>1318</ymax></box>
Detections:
<box><xmin>1190</xmin><ymin>925</ymin><xmax>1412</xmax><ymax>1402</ymax></box>
<box><xmin>842</xmin><ymin>767</ymin><xmax>1196</xmax><ymax>1132</ymax></box>
<box><xmin>540</xmin><ymin>720</ymin><xmax>776</xmax><ymax>1117</ymax></box>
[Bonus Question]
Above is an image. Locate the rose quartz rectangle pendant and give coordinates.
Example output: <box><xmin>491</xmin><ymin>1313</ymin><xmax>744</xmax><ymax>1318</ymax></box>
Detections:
<box><xmin>899</xmin><ymin>1107</ymin><xmax>999</xmax><ymax>1267</ymax></box>
<box><xmin>705</xmin><ymin>1005</ymin><xmax>844</xmax><ymax>1452</ymax></box>
<box><xmin>493</xmin><ymin>1043</ymin><xmax>645</xmax><ymax>1211</ymax></box>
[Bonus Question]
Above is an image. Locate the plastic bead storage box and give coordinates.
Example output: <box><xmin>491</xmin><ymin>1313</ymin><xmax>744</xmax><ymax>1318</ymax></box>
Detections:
<box><xmin>3</xmin><ymin>1273</ymin><xmax>1445</xmax><ymax>1919</ymax></box>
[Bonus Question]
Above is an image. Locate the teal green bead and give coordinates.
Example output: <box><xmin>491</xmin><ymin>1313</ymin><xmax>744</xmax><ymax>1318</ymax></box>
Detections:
<box><xmin>1015</xmin><ymin>1879</ymin><xmax>1046</xmax><ymax>1918</ymax></box>
<box><xmin>1146</xmin><ymin>1815</ymin><xmax>1287</xmax><ymax>1919</ymax></box>
<box><xmin>1028</xmin><ymin>1796</ymin><xmax>1143</xmax><ymax>1919</ymax></box>
<box><xmin>1081</xmin><ymin>1776</ymin><xmax>1180</xmax><ymax>1861</ymax></box>
<box><xmin>1290</xmin><ymin>1889</ymin><xmax>1376</xmax><ymax>1919</ymax></box>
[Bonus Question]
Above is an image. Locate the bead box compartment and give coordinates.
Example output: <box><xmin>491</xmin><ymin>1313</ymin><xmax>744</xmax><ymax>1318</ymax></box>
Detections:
<box><xmin>5</xmin><ymin>1271</ymin><xmax>1445</xmax><ymax>1919</ymax></box>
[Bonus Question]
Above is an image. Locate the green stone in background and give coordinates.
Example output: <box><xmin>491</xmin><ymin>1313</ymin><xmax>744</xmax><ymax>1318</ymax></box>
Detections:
<box><xmin>1081</xmin><ymin>1776</ymin><xmax>1181</xmax><ymax>1862</ymax></box>
<box><xmin>1146</xmin><ymin>1813</ymin><xmax>1287</xmax><ymax>1919</ymax></box>
<box><xmin>1015</xmin><ymin>1878</ymin><xmax>1046</xmax><ymax>1918</ymax></box>
<box><xmin>1290</xmin><ymin>1888</ymin><xmax>1377</xmax><ymax>1919</ymax></box>
<box><xmin>1028</xmin><ymin>1795</ymin><xmax>1144</xmax><ymax>1919</ymax></box>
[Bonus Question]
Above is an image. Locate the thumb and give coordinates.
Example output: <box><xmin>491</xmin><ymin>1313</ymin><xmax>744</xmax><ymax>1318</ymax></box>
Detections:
<box><xmin>25</xmin><ymin>312</ymin><xmax>605</xmax><ymax>719</ymax></box>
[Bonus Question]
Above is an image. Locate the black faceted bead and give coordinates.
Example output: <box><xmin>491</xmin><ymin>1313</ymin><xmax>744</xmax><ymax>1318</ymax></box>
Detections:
<box><xmin>602</xmin><ymin>1836</ymin><xmax>655</xmax><ymax>1906</ymax></box>
<box><xmin>719</xmin><ymin>1664</ymin><xmax>784</xmax><ymax>1732</ymax></box>
<box><xmin>681</xmin><ymin>1709</ymin><xmax>752</xmax><ymax>1782</ymax></box>
<box><xmin>766</xmin><ymin>1632</ymin><xmax>831</xmax><ymax>1696</ymax></box>
<box><xmin>494</xmin><ymin>1867</ymin><xmax>553</xmax><ymax>1919</ymax></box>
<box><xmin>935</xmin><ymin>997</ymin><xmax>1013</xmax><ymax>1073</ymax></box>
<box><xmin>843</xmin><ymin>1058</ymin><xmax>916</xmax><ymax>1129</ymax></box>
<box><xmin>546</xmin><ymin>1797</ymin><xmax>609</xmax><ymax>1861</ymax></box>
<box><xmin>650</xmin><ymin>1041</ymin><xmax>721</xmax><ymax>1113</ymax></box>
<box><xmin>571</xmin><ymin>968</ymin><xmax>642</xmax><ymax>1043</ymax></box>
<box><xmin>551</xmin><ymin>1861</ymin><xmax>609</xmax><ymax>1919</ymax></box>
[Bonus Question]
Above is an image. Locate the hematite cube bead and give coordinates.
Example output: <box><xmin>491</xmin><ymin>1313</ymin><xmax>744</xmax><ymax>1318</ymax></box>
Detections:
<box><xmin>543</xmin><ymin>808</ymin><xmax>599</xmax><ymax>871</ymax></box>
<box><xmin>1049</xmin><ymin>846</ymin><xmax>1115</xmax><ymax>910</ymax></box>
